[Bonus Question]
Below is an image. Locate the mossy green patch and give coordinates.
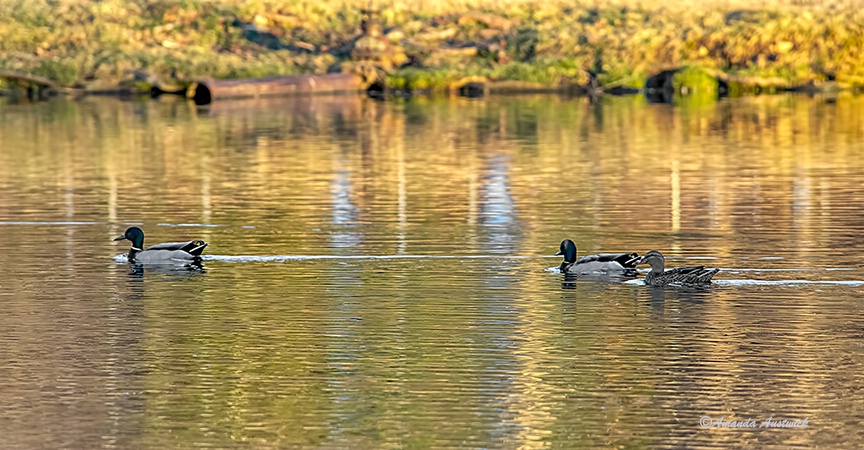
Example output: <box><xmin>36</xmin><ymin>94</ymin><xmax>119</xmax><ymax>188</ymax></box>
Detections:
<box><xmin>671</xmin><ymin>66</ymin><xmax>718</xmax><ymax>98</ymax></box>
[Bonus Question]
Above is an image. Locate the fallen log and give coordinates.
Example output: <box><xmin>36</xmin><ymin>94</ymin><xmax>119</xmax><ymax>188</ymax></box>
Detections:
<box><xmin>188</xmin><ymin>73</ymin><xmax>364</xmax><ymax>105</ymax></box>
<box><xmin>0</xmin><ymin>70</ymin><xmax>59</xmax><ymax>100</ymax></box>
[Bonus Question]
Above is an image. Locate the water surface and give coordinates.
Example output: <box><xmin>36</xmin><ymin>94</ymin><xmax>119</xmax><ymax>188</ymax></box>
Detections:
<box><xmin>1</xmin><ymin>94</ymin><xmax>863</xmax><ymax>448</ymax></box>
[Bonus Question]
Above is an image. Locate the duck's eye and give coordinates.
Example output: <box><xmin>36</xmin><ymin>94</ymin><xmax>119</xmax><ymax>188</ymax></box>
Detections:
<box><xmin>193</xmin><ymin>240</ymin><xmax>204</xmax><ymax>246</ymax></box>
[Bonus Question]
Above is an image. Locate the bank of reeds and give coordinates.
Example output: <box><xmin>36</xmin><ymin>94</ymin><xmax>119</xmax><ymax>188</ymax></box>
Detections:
<box><xmin>0</xmin><ymin>0</ymin><xmax>862</xmax><ymax>95</ymax></box>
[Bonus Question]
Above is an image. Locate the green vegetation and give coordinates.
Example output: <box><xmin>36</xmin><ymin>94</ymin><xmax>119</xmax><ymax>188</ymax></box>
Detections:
<box><xmin>1</xmin><ymin>0</ymin><xmax>863</xmax><ymax>96</ymax></box>
<box><xmin>670</xmin><ymin>67</ymin><xmax>717</xmax><ymax>97</ymax></box>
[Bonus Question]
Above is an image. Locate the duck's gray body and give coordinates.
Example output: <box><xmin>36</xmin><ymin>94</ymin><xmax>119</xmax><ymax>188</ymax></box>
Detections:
<box><xmin>557</xmin><ymin>239</ymin><xmax>638</xmax><ymax>276</ymax></box>
<box><xmin>637</xmin><ymin>250</ymin><xmax>719</xmax><ymax>286</ymax></box>
<box><xmin>125</xmin><ymin>241</ymin><xmax>208</xmax><ymax>264</ymax></box>
<box><xmin>115</xmin><ymin>227</ymin><xmax>207</xmax><ymax>264</ymax></box>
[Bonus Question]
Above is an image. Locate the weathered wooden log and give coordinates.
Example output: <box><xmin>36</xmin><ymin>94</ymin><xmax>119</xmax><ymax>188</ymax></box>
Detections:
<box><xmin>0</xmin><ymin>70</ymin><xmax>59</xmax><ymax>100</ymax></box>
<box><xmin>188</xmin><ymin>73</ymin><xmax>363</xmax><ymax>105</ymax></box>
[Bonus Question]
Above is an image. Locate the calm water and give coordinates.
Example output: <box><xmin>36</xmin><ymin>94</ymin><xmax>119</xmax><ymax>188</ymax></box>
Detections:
<box><xmin>1</xmin><ymin>93</ymin><xmax>863</xmax><ymax>448</ymax></box>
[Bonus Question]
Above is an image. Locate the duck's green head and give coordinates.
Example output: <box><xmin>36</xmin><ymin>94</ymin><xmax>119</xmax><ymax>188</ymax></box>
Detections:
<box><xmin>114</xmin><ymin>226</ymin><xmax>145</xmax><ymax>249</ymax></box>
<box><xmin>556</xmin><ymin>239</ymin><xmax>578</xmax><ymax>263</ymax></box>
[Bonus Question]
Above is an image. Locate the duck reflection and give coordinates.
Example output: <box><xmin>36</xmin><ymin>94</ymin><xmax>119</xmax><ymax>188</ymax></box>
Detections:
<box><xmin>116</xmin><ymin>261</ymin><xmax>205</xmax><ymax>304</ymax></box>
<box><xmin>560</xmin><ymin>271</ymin><xmax>640</xmax><ymax>289</ymax></box>
<box><xmin>561</xmin><ymin>273</ymin><xmax>579</xmax><ymax>289</ymax></box>
<box><xmin>559</xmin><ymin>273</ymin><xmax>631</xmax><ymax>296</ymax></box>
<box><xmin>126</xmin><ymin>261</ymin><xmax>206</xmax><ymax>278</ymax></box>
<box><xmin>641</xmin><ymin>284</ymin><xmax>715</xmax><ymax>306</ymax></box>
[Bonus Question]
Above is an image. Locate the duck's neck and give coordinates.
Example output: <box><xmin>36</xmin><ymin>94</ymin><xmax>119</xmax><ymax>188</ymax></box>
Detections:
<box><xmin>647</xmin><ymin>258</ymin><xmax>665</xmax><ymax>274</ymax></box>
<box><xmin>130</xmin><ymin>236</ymin><xmax>144</xmax><ymax>249</ymax></box>
<box><xmin>563</xmin><ymin>246</ymin><xmax>577</xmax><ymax>265</ymax></box>
<box><xmin>560</xmin><ymin>261</ymin><xmax>573</xmax><ymax>273</ymax></box>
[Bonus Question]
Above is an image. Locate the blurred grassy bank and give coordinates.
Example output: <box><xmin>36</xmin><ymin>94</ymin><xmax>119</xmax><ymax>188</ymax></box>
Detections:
<box><xmin>1</xmin><ymin>0</ymin><xmax>863</xmax><ymax>96</ymax></box>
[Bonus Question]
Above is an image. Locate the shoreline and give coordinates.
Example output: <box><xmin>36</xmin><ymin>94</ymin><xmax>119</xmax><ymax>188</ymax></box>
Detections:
<box><xmin>1</xmin><ymin>1</ymin><xmax>862</xmax><ymax>102</ymax></box>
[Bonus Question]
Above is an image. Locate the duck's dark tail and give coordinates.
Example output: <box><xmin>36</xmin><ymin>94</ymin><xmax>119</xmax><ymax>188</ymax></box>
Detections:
<box><xmin>187</xmin><ymin>240</ymin><xmax>208</xmax><ymax>256</ymax></box>
<box><xmin>619</xmin><ymin>252</ymin><xmax>640</xmax><ymax>268</ymax></box>
<box><xmin>697</xmin><ymin>267</ymin><xmax>720</xmax><ymax>283</ymax></box>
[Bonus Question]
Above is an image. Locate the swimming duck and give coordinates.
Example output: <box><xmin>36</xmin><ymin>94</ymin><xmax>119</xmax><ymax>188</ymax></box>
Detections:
<box><xmin>633</xmin><ymin>250</ymin><xmax>719</xmax><ymax>286</ymax></box>
<box><xmin>556</xmin><ymin>239</ymin><xmax>639</xmax><ymax>276</ymax></box>
<box><xmin>113</xmin><ymin>226</ymin><xmax>208</xmax><ymax>264</ymax></box>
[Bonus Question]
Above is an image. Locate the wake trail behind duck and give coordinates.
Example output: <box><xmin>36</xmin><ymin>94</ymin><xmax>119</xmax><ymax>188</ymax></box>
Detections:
<box><xmin>203</xmin><ymin>254</ymin><xmax>535</xmax><ymax>263</ymax></box>
<box><xmin>623</xmin><ymin>279</ymin><xmax>864</xmax><ymax>286</ymax></box>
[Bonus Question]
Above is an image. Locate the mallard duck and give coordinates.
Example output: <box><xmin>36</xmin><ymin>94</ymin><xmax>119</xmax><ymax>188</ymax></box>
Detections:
<box><xmin>113</xmin><ymin>226</ymin><xmax>208</xmax><ymax>264</ymax></box>
<box><xmin>556</xmin><ymin>239</ymin><xmax>639</xmax><ymax>276</ymax></box>
<box><xmin>634</xmin><ymin>250</ymin><xmax>719</xmax><ymax>286</ymax></box>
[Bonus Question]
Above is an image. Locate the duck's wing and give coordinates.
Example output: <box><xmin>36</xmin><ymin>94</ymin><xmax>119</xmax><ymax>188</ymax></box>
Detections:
<box><xmin>695</xmin><ymin>267</ymin><xmax>720</xmax><ymax>283</ymax></box>
<box><xmin>663</xmin><ymin>266</ymin><xmax>720</xmax><ymax>284</ymax></box>
<box><xmin>570</xmin><ymin>252</ymin><xmax>639</xmax><ymax>276</ymax></box>
<box><xmin>145</xmin><ymin>240</ymin><xmax>208</xmax><ymax>255</ymax></box>
<box><xmin>576</xmin><ymin>252</ymin><xmax>639</xmax><ymax>268</ymax></box>
<box><xmin>575</xmin><ymin>253</ymin><xmax>635</xmax><ymax>265</ymax></box>
<box><xmin>664</xmin><ymin>266</ymin><xmax>705</xmax><ymax>276</ymax></box>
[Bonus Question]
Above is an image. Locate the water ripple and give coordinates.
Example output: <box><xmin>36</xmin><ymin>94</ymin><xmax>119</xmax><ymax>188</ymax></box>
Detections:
<box><xmin>624</xmin><ymin>278</ymin><xmax>864</xmax><ymax>286</ymax></box>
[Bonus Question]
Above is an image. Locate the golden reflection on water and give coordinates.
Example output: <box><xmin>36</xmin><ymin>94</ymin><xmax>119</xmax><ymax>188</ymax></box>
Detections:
<box><xmin>1</xmin><ymin>94</ymin><xmax>862</xmax><ymax>260</ymax></box>
<box><xmin>0</xmin><ymin>93</ymin><xmax>863</xmax><ymax>448</ymax></box>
